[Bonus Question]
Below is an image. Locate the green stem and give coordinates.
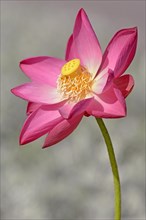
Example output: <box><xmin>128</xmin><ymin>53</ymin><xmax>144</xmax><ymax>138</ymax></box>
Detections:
<box><xmin>95</xmin><ymin>118</ymin><xmax>121</xmax><ymax>220</ymax></box>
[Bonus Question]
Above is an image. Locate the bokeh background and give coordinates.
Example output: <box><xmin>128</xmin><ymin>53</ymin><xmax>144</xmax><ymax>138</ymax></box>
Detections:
<box><xmin>1</xmin><ymin>1</ymin><xmax>145</xmax><ymax>219</ymax></box>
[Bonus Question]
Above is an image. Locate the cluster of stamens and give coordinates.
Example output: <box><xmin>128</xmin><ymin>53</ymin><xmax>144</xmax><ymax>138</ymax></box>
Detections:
<box><xmin>57</xmin><ymin>59</ymin><xmax>93</xmax><ymax>103</ymax></box>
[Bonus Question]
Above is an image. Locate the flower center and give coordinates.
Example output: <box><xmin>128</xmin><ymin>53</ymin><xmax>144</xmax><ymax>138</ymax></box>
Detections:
<box><xmin>57</xmin><ymin>59</ymin><xmax>93</xmax><ymax>103</ymax></box>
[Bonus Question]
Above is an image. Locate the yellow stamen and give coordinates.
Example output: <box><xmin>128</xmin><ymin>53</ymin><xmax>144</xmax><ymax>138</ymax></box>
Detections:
<box><xmin>58</xmin><ymin>59</ymin><xmax>93</xmax><ymax>103</ymax></box>
<box><xmin>61</xmin><ymin>59</ymin><xmax>81</xmax><ymax>76</ymax></box>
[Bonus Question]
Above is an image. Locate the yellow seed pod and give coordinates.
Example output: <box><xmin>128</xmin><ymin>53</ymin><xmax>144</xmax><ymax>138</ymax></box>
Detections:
<box><xmin>61</xmin><ymin>59</ymin><xmax>81</xmax><ymax>76</ymax></box>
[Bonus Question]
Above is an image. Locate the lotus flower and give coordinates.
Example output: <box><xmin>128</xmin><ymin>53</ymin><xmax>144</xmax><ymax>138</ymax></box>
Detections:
<box><xmin>11</xmin><ymin>8</ymin><xmax>137</xmax><ymax>148</ymax></box>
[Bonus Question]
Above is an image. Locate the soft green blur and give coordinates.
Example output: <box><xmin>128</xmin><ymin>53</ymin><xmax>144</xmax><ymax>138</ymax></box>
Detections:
<box><xmin>1</xmin><ymin>1</ymin><xmax>145</xmax><ymax>219</ymax></box>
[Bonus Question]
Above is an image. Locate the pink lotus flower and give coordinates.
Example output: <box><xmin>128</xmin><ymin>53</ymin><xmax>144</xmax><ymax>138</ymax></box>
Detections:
<box><xmin>11</xmin><ymin>9</ymin><xmax>137</xmax><ymax>148</ymax></box>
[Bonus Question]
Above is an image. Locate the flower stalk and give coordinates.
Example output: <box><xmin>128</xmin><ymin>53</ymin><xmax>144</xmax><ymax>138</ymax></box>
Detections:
<box><xmin>96</xmin><ymin>118</ymin><xmax>121</xmax><ymax>220</ymax></box>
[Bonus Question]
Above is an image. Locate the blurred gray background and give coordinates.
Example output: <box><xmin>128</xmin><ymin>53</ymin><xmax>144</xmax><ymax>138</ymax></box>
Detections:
<box><xmin>1</xmin><ymin>1</ymin><xmax>145</xmax><ymax>219</ymax></box>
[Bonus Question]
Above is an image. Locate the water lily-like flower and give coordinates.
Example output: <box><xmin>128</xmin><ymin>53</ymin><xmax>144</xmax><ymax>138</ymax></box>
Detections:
<box><xmin>11</xmin><ymin>8</ymin><xmax>137</xmax><ymax>148</ymax></box>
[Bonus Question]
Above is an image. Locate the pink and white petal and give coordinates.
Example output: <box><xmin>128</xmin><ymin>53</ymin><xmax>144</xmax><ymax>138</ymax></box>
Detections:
<box><xmin>88</xmin><ymin>87</ymin><xmax>126</xmax><ymax>118</ymax></box>
<box><xmin>100</xmin><ymin>27</ymin><xmax>137</xmax><ymax>77</ymax></box>
<box><xmin>66</xmin><ymin>9</ymin><xmax>102</xmax><ymax>77</ymax></box>
<box><xmin>93</xmin><ymin>68</ymin><xmax>114</xmax><ymax>94</ymax></box>
<box><xmin>65</xmin><ymin>35</ymin><xmax>75</xmax><ymax>61</ymax></box>
<box><xmin>59</xmin><ymin>102</ymin><xmax>75</xmax><ymax>119</ymax></box>
<box><xmin>43</xmin><ymin>114</ymin><xmax>83</xmax><ymax>148</ymax></box>
<box><xmin>26</xmin><ymin>101</ymin><xmax>63</xmax><ymax>115</ymax></box>
<box><xmin>86</xmin><ymin>98</ymin><xmax>105</xmax><ymax>117</ymax></box>
<box><xmin>114</xmin><ymin>74</ymin><xmax>134</xmax><ymax>98</ymax></box>
<box><xmin>11</xmin><ymin>82</ymin><xmax>64</xmax><ymax>105</ymax></box>
<box><xmin>26</xmin><ymin>102</ymin><xmax>42</xmax><ymax>115</ymax></box>
<box><xmin>59</xmin><ymin>97</ymin><xmax>93</xmax><ymax>119</ymax></box>
<box><xmin>20</xmin><ymin>106</ymin><xmax>63</xmax><ymax>145</ymax></box>
<box><xmin>20</xmin><ymin>56</ymin><xmax>66</xmax><ymax>87</ymax></box>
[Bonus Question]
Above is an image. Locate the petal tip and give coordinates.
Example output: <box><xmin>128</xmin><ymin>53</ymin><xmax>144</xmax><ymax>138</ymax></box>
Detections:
<box><xmin>19</xmin><ymin>136</ymin><xmax>31</xmax><ymax>146</ymax></box>
<box><xmin>42</xmin><ymin>141</ymin><xmax>53</xmax><ymax>149</ymax></box>
<box><xmin>19</xmin><ymin>58</ymin><xmax>28</xmax><ymax>69</ymax></box>
<box><xmin>19</xmin><ymin>138</ymin><xmax>25</xmax><ymax>145</ymax></box>
<box><xmin>42</xmin><ymin>145</ymin><xmax>48</xmax><ymax>149</ymax></box>
<box><xmin>126</xmin><ymin>26</ymin><xmax>138</xmax><ymax>40</ymax></box>
<box><xmin>78</xmin><ymin>8</ymin><xmax>86</xmax><ymax>14</ymax></box>
<box><xmin>11</xmin><ymin>88</ymin><xmax>15</xmax><ymax>94</ymax></box>
<box><xmin>19</xmin><ymin>130</ymin><xmax>30</xmax><ymax>146</ymax></box>
<box><xmin>131</xmin><ymin>26</ymin><xmax>138</xmax><ymax>38</ymax></box>
<box><xmin>77</xmin><ymin>8</ymin><xmax>87</xmax><ymax>21</ymax></box>
<box><xmin>11</xmin><ymin>87</ymin><xmax>19</xmax><ymax>96</ymax></box>
<box><xmin>132</xmin><ymin>26</ymin><xmax>138</xmax><ymax>33</ymax></box>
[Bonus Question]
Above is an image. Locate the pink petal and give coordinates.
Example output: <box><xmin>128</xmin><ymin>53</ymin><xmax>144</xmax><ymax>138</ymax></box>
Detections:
<box><xmin>87</xmin><ymin>87</ymin><xmax>126</xmax><ymax>118</ymax></box>
<box><xmin>11</xmin><ymin>82</ymin><xmax>65</xmax><ymax>105</ymax></box>
<box><xmin>59</xmin><ymin>98</ymin><xmax>92</xmax><ymax>119</ymax></box>
<box><xmin>65</xmin><ymin>35</ymin><xmax>75</xmax><ymax>60</ymax></box>
<box><xmin>65</xmin><ymin>9</ymin><xmax>102</xmax><ymax>77</ymax></box>
<box><xmin>93</xmin><ymin>68</ymin><xmax>114</xmax><ymax>94</ymax></box>
<box><xmin>26</xmin><ymin>102</ymin><xmax>42</xmax><ymax>115</ymax></box>
<box><xmin>26</xmin><ymin>102</ymin><xmax>62</xmax><ymax>115</ymax></box>
<box><xmin>20</xmin><ymin>106</ymin><xmax>63</xmax><ymax>145</ymax></box>
<box><xmin>100</xmin><ymin>27</ymin><xmax>137</xmax><ymax>77</ymax></box>
<box><xmin>59</xmin><ymin>102</ymin><xmax>75</xmax><ymax>119</ymax></box>
<box><xmin>20</xmin><ymin>56</ymin><xmax>66</xmax><ymax>87</ymax></box>
<box><xmin>43</xmin><ymin>114</ymin><xmax>83</xmax><ymax>148</ymax></box>
<box><xmin>114</xmin><ymin>74</ymin><xmax>134</xmax><ymax>98</ymax></box>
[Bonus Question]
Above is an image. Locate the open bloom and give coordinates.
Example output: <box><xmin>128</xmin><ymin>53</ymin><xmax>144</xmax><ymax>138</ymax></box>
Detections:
<box><xmin>11</xmin><ymin>9</ymin><xmax>137</xmax><ymax>148</ymax></box>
